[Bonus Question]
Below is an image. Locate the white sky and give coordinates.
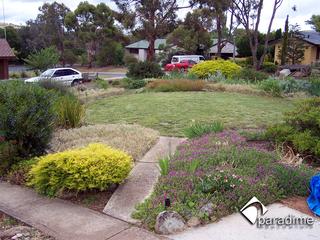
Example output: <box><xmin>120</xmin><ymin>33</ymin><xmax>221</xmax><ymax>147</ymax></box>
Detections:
<box><xmin>1</xmin><ymin>0</ymin><xmax>319</xmax><ymax>32</ymax></box>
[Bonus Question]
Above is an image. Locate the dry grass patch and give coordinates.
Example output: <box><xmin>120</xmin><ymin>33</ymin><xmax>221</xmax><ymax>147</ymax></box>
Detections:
<box><xmin>49</xmin><ymin>124</ymin><xmax>159</xmax><ymax>160</ymax></box>
<box><xmin>146</xmin><ymin>79</ymin><xmax>206</xmax><ymax>92</ymax></box>
<box><xmin>206</xmin><ymin>83</ymin><xmax>263</xmax><ymax>95</ymax></box>
<box><xmin>71</xmin><ymin>87</ymin><xmax>125</xmax><ymax>103</ymax></box>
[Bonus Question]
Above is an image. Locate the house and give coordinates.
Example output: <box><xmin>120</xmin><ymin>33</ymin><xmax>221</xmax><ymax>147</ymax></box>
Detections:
<box><xmin>125</xmin><ymin>39</ymin><xmax>166</xmax><ymax>61</ymax></box>
<box><xmin>273</xmin><ymin>30</ymin><xmax>320</xmax><ymax>65</ymax></box>
<box><xmin>209</xmin><ymin>39</ymin><xmax>238</xmax><ymax>59</ymax></box>
<box><xmin>0</xmin><ymin>39</ymin><xmax>15</xmax><ymax>79</ymax></box>
<box><xmin>125</xmin><ymin>38</ymin><xmax>238</xmax><ymax>61</ymax></box>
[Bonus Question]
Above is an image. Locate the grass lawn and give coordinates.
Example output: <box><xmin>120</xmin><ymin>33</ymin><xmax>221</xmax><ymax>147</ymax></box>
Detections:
<box><xmin>86</xmin><ymin>92</ymin><xmax>294</xmax><ymax>136</ymax></box>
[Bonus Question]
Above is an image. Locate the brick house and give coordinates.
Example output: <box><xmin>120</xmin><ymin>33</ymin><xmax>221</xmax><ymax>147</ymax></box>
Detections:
<box><xmin>0</xmin><ymin>39</ymin><xmax>16</xmax><ymax>79</ymax></box>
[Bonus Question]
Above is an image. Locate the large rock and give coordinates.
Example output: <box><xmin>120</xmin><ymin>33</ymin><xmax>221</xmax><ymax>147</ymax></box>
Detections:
<box><xmin>0</xmin><ymin>226</ymin><xmax>32</xmax><ymax>238</ymax></box>
<box><xmin>199</xmin><ymin>203</ymin><xmax>215</xmax><ymax>217</ymax></box>
<box><xmin>279</xmin><ymin>69</ymin><xmax>291</xmax><ymax>79</ymax></box>
<box><xmin>155</xmin><ymin>211</ymin><xmax>186</xmax><ymax>235</ymax></box>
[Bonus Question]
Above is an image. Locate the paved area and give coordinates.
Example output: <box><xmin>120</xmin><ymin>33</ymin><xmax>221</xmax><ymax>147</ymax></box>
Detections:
<box><xmin>170</xmin><ymin>203</ymin><xmax>320</xmax><ymax>240</ymax></box>
<box><xmin>103</xmin><ymin>137</ymin><xmax>186</xmax><ymax>223</ymax></box>
<box><xmin>0</xmin><ymin>182</ymin><xmax>163</xmax><ymax>240</ymax></box>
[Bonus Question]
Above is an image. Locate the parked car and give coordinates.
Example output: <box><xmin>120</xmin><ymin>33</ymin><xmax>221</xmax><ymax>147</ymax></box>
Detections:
<box><xmin>171</xmin><ymin>55</ymin><xmax>205</xmax><ymax>64</ymax></box>
<box><xmin>165</xmin><ymin>60</ymin><xmax>197</xmax><ymax>72</ymax></box>
<box><xmin>24</xmin><ymin>68</ymin><xmax>83</xmax><ymax>86</ymax></box>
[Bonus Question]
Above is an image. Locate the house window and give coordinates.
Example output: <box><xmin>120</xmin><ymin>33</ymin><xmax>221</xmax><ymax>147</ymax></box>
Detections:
<box><xmin>129</xmin><ymin>49</ymin><xmax>139</xmax><ymax>54</ymax></box>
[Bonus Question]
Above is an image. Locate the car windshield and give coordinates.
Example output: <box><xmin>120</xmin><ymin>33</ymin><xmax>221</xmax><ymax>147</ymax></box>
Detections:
<box><xmin>40</xmin><ymin>69</ymin><xmax>54</xmax><ymax>77</ymax></box>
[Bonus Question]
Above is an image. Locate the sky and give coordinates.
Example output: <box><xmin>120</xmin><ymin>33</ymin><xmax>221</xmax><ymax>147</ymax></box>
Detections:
<box><xmin>1</xmin><ymin>0</ymin><xmax>319</xmax><ymax>32</ymax></box>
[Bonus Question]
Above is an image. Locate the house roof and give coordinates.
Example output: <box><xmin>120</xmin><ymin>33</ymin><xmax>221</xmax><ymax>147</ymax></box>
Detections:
<box><xmin>209</xmin><ymin>39</ymin><xmax>238</xmax><ymax>55</ymax></box>
<box><xmin>126</xmin><ymin>39</ymin><xmax>167</xmax><ymax>50</ymax></box>
<box><xmin>0</xmin><ymin>39</ymin><xmax>15</xmax><ymax>59</ymax></box>
<box><xmin>299</xmin><ymin>30</ymin><xmax>320</xmax><ymax>45</ymax></box>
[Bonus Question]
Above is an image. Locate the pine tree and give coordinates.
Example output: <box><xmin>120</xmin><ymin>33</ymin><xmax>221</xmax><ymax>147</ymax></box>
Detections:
<box><xmin>280</xmin><ymin>15</ymin><xmax>289</xmax><ymax>65</ymax></box>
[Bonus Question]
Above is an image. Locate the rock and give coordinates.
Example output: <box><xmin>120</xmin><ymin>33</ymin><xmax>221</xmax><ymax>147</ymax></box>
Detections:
<box><xmin>187</xmin><ymin>217</ymin><xmax>201</xmax><ymax>227</ymax></box>
<box><xmin>279</xmin><ymin>69</ymin><xmax>291</xmax><ymax>79</ymax></box>
<box><xmin>155</xmin><ymin>211</ymin><xmax>186</xmax><ymax>235</ymax></box>
<box><xmin>0</xmin><ymin>226</ymin><xmax>32</xmax><ymax>238</ymax></box>
<box><xmin>199</xmin><ymin>203</ymin><xmax>215</xmax><ymax>217</ymax></box>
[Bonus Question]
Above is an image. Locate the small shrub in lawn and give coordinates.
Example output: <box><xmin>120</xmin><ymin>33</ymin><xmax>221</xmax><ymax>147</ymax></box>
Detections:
<box><xmin>258</xmin><ymin>78</ymin><xmax>282</xmax><ymax>97</ymax></box>
<box><xmin>0</xmin><ymin>81</ymin><xmax>56</xmax><ymax>157</ymax></box>
<box><xmin>146</xmin><ymin>79</ymin><xmax>205</xmax><ymax>92</ymax></box>
<box><xmin>28</xmin><ymin>143</ymin><xmax>133</xmax><ymax>197</ymax></box>
<box><xmin>266</xmin><ymin>97</ymin><xmax>320</xmax><ymax>159</ymax></box>
<box><xmin>189</xmin><ymin>59</ymin><xmax>241</xmax><ymax>79</ymax></box>
<box><xmin>127</xmin><ymin>61</ymin><xmax>164</xmax><ymax>79</ymax></box>
<box><xmin>94</xmin><ymin>78</ymin><xmax>109</xmax><ymax>89</ymax></box>
<box><xmin>54</xmin><ymin>94</ymin><xmax>85</xmax><ymax>128</ymax></box>
<box><xmin>124</xmin><ymin>78</ymin><xmax>146</xmax><ymax>89</ymax></box>
<box><xmin>159</xmin><ymin>158</ymin><xmax>169</xmax><ymax>176</ymax></box>
<box><xmin>236</xmin><ymin>68</ymin><xmax>269</xmax><ymax>82</ymax></box>
<box><xmin>309</xmin><ymin>77</ymin><xmax>320</xmax><ymax>96</ymax></box>
<box><xmin>279</xmin><ymin>78</ymin><xmax>311</xmax><ymax>94</ymax></box>
<box><xmin>184</xmin><ymin>121</ymin><xmax>224</xmax><ymax>138</ymax></box>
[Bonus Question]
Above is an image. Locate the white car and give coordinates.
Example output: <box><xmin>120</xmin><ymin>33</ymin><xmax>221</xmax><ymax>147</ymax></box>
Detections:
<box><xmin>25</xmin><ymin>68</ymin><xmax>83</xmax><ymax>86</ymax></box>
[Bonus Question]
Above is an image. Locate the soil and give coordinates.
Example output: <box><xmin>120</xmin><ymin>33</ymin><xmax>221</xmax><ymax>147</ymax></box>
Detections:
<box><xmin>59</xmin><ymin>186</ymin><xmax>117</xmax><ymax>212</ymax></box>
<box><xmin>281</xmin><ymin>196</ymin><xmax>320</xmax><ymax>218</ymax></box>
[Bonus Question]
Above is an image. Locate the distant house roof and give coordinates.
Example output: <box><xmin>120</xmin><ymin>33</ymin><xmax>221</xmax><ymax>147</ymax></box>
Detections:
<box><xmin>0</xmin><ymin>39</ymin><xmax>15</xmax><ymax>59</ymax></box>
<box><xmin>126</xmin><ymin>39</ymin><xmax>167</xmax><ymax>50</ymax></box>
<box><xmin>299</xmin><ymin>30</ymin><xmax>320</xmax><ymax>45</ymax></box>
<box><xmin>209</xmin><ymin>39</ymin><xmax>238</xmax><ymax>55</ymax></box>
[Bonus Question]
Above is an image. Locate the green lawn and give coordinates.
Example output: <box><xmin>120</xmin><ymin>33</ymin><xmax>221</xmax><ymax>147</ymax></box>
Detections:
<box><xmin>86</xmin><ymin>92</ymin><xmax>294</xmax><ymax>136</ymax></box>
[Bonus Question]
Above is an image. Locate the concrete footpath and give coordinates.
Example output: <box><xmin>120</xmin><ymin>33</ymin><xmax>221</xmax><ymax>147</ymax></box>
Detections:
<box><xmin>0</xmin><ymin>182</ymin><xmax>163</xmax><ymax>240</ymax></box>
<box><xmin>170</xmin><ymin>203</ymin><xmax>320</xmax><ymax>240</ymax></box>
<box><xmin>103</xmin><ymin>137</ymin><xmax>186</xmax><ymax>223</ymax></box>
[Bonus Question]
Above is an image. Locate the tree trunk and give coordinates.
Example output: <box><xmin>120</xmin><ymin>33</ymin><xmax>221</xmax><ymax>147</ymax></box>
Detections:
<box><xmin>216</xmin><ymin>13</ymin><xmax>222</xmax><ymax>58</ymax></box>
<box><xmin>147</xmin><ymin>36</ymin><xmax>156</xmax><ymax>61</ymax></box>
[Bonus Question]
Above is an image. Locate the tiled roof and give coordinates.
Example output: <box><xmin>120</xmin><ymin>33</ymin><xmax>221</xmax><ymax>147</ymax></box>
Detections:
<box><xmin>300</xmin><ymin>31</ymin><xmax>320</xmax><ymax>45</ymax></box>
<box><xmin>0</xmin><ymin>39</ymin><xmax>15</xmax><ymax>58</ymax></box>
<box><xmin>125</xmin><ymin>39</ymin><xmax>167</xmax><ymax>49</ymax></box>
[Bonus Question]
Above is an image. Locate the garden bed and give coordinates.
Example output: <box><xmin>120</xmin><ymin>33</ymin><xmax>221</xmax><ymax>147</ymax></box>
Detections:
<box><xmin>132</xmin><ymin>130</ymin><xmax>315</xmax><ymax>230</ymax></box>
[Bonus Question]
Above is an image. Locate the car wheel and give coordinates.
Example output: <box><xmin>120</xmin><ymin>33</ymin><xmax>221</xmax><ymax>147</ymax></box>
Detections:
<box><xmin>71</xmin><ymin>79</ymin><xmax>80</xmax><ymax>86</ymax></box>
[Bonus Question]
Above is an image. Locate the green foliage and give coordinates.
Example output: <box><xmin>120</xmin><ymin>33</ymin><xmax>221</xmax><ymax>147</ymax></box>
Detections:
<box><xmin>54</xmin><ymin>94</ymin><xmax>85</xmax><ymax>128</ymax></box>
<box><xmin>189</xmin><ymin>60</ymin><xmax>241</xmax><ymax>79</ymax></box>
<box><xmin>96</xmin><ymin>41</ymin><xmax>124</xmax><ymax>66</ymax></box>
<box><xmin>24</xmin><ymin>46</ymin><xmax>60</xmax><ymax>71</ymax></box>
<box><xmin>309</xmin><ymin>77</ymin><xmax>320</xmax><ymax>96</ymax></box>
<box><xmin>38</xmin><ymin>79</ymin><xmax>69</xmax><ymax>95</ymax></box>
<box><xmin>0</xmin><ymin>81</ymin><xmax>56</xmax><ymax>157</ymax></box>
<box><xmin>146</xmin><ymin>79</ymin><xmax>205</xmax><ymax>92</ymax></box>
<box><xmin>28</xmin><ymin>143</ymin><xmax>133</xmax><ymax>197</ymax></box>
<box><xmin>94</xmin><ymin>78</ymin><xmax>109</xmax><ymax>89</ymax></box>
<box><xmin>6</xmin><ymin>158</ymin><xmax>38</xmax><ymax>185</ymax></box>
<box><xmin>123</xmin><ymin>78</ymin><xmax>147</xmax><ymax>89</ymax></box>
<box><xmin>261</xmin><ymin>62</ymin><xmax>277</xmax><ymax>73</ymax></box>
<box><xmin>184</xmin><ymin>121</ymin><xmax>224</xmax><ymax>138</ymax></box>
<box><xmin>123</xmin><ymin>53</ymin><xmax>138</xmax><ymax>67</ymax></box>
<box><xmin>127</xmin><ymin>61</ymin><xmax>164</xmax><ymax>79</ymax></box>
<box><xmin>236</xmin><ymin>68</ymin><xmax>269</xmax><ymax>82</ymax></box>
<box><xmin>159</xmin><ymin>158</ymin><xmax>169</xmax><ymax>176</ymax></box>
<box><xmin>258</xmin><ymin>78</ymin><xmax>282</xmax><ymax>97</ymax></box>
<box><xmin>279</xmin><ymin>78</ymin><xmax>311</xmax><ymax>94</ymax></box>
<box><xmin>306</xmin><ymin>15</ymin><xmax>320</xmax><ymax>32</ymax></box>
<box><xmin>266</xmin><ymin>97</ymin><xmax>320</xmax><ymax>158</ymax></box>
<box><xmin>0</xmin><ymin>141</ymin><xmax>18</xmax><ymax>175</ymax></box>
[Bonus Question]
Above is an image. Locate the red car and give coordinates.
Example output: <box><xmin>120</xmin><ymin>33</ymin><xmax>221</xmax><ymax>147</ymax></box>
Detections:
<box><xmin>164</xmin><ymin>60</ymin><xmax>197</xmax><ymax>72</ymax></box>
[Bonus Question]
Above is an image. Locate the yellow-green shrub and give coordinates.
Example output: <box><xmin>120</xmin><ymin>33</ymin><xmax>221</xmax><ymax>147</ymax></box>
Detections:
<box><xmin>189</xmin><ymin>60</ymin><xmax>241</xmax><ymax>79</ymax></box>
<box><xmin>28</xmin><ymin>143</ymin><xmax>133</xmax><ymax>197</ymax></box>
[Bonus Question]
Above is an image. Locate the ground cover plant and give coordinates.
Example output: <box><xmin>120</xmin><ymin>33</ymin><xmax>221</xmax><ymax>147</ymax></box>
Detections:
<box><xmin>87</xmin><ymin>92</ymin><xmax>293</xmax><ymax>136</ymax></box>
<box><xmin>28</xmin><ymin>143</ymin><xmax>133</xmax><ymax>197</ymax></box>
<box><xmin>132</xmin><ymin>131</ymin><xmax>315</xmax><ymax>230</ymax></box>
<box><xmin>146</xmin><ymin>79</ymin><xmax>205</xmax><ymax>92</ymax></box>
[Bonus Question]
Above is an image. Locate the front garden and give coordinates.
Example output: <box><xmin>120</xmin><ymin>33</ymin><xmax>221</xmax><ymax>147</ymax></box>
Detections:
<box><xmin>1</xmin><ymin>58</ymin><xmax>320</xmax><ymax>234</ymax></box>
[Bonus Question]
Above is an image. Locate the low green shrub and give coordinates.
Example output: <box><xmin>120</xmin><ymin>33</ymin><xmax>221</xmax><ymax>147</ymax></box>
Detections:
<box><xmin>189</xmin><ymin>60</ymin><xmax>241</xmax><ymax>79</ymax></box>
<box><xmin>94</xmin><ymin>78</ymin><xmax>109</xmax><ymax>89</ymax></box>
<box><xmin>159</xmin><ymin>158</ymin><xmax>169</xmax><ymax>176</ymax></box>
<box><xmin>38</xmin><ymin>79</ymin><xmax>69</xmax><ymax>95</ymax></box>
<box><xmin>0</xmin><ymin>141</ymin><xmax>18</xmax><ymax>175</ymax></box>
<box><xmin>184</xmin><ymin>121</ymin><xmax>224</xmax><ymax>138</ymax></box>
<box><xmin>123</xmin><ymin>78</ymin><xmax>146</xmax><ymax>89</ymax></box>
<box><xmin>258</xmin><ymin>78</ymin><xmax>282</xmax><ymax>97</ymax></box>
<box><xmin>6</xmin><ymin>158</ymin><xmax>38</xmax><ymax>185</ymax></box>
<box><xmin>54</xmin><ymin>94</ymin><xmax>85</xmax><ymax>128</ymax></box>
<box><xmin>0</xmin><ymin>81</ymin><xmax>56</xmax><ymax>157</ymax></box>
<box><xmin>127</xmin><ymin>61</ymin><xmax>164</xmax><ymax>79</ymax></box>
<box><xmin>146</xmin><ymin>79</ymin><xmax>205</xmax><ymax>92</ymax></box>
<box><xmin>123</xmin><ymin>53</ymin><xmax>138</xmax><ymax>67</ymax></box>
<box><xmin>28</xmin><ymin>143</ymin><xmax>133</xmax><ymax>197</ymax></box>
<box><xmin>261</xmin><ymin>62</ymin><xmax>277</xmax><ymax>73</ymax></box>
<box><xmin>236</xmin><ymin>68</ymin><xmax>269</xmax><ymax>82</ymax></box>
<box><xmin>266</xmin><ymin>97</ymin><xmax>320</xmax><ymax>158</ymax></box>
<box><xmin>279</xmin><ymin>78</ymin><xmax>311</xmax><ymax>94</ymax></box>
<box><xmin>162</xmin><ymin>71</ymin><xmax>199</xmax><ymax>80</ymax></box>
<box><xmin>309</xmin><ymin>77</ymin><xmax>320</xmax><ymax>96</ymax></box>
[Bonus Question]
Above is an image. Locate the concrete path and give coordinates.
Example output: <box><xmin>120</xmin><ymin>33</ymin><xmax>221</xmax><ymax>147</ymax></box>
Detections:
<box><xmin>0</xmin><ymin>182</ymin><xmax>164</xmax><ymax>240</ymax></box>
<box><xmin>103</xmin><ymin>137</ymin><xmax>186</xmax><ymax>224</ymax></box>
<box><xmin>170</xmin><ymin>203</ymin><xmax>320</xmax><ymax>240</ymax></box>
